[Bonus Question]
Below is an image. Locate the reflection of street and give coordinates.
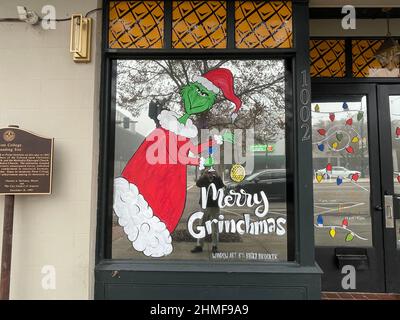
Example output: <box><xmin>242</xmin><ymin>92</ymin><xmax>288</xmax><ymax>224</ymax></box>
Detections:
<box><xmin>112</xmin><ymin>177</ymin><xmax>288</xmax><ymax>262</ymax></box>
<box><xmin>314</xmin><ymin>178</ymin><xmax>372</xmax><ymax>246</ymax></box>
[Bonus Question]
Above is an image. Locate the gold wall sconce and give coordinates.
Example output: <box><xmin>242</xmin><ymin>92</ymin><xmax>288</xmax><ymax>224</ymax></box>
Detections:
<box><xmin>70</xmin><ymin>14</ymin><xmax>92</xmax><ymax>63</ymax></box>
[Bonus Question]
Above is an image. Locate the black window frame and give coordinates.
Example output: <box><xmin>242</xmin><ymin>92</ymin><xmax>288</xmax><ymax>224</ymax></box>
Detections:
<box><xmin>95</xmin><ymin>0</ymin><xmax>315</xmax><ymax>284</ymax></box>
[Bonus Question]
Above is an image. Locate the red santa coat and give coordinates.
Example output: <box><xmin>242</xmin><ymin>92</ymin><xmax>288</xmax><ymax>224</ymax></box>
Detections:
<box><xmin>113</xmin><ymin>110</ymin><xmax>222</xmax><ymax>257</ymax></box>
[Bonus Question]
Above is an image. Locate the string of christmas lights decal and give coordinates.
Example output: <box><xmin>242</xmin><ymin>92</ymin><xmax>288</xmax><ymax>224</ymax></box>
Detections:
<box><xmin>315</xmin><ymin>215</ymin><xmax>368</xmax><ymax>242</ymax></box>
<box><xmin>312</xmin><ymin>102</ymin><xmax>368</xmax><ymax>242</ymax></box>
<box><xmin>204</xmin><ymin>138</ymin><xmax>215</xmax><ymax>168</ymax></box>
<box><xmin>312</xmin><ymin>102</ymin><xmax>364</xmax><ymax>154</ymax></box>
<box><xmin>314</xmin><ymin>125</ymin><xmax>361</xmax><ymax>153</ymax></box>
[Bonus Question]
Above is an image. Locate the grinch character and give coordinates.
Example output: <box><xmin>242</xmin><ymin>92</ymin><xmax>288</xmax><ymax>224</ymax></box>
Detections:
<box><xmin>113</xmin><ymin>68</ymin><xmax>242</xmax><ymax>257</ymax></box>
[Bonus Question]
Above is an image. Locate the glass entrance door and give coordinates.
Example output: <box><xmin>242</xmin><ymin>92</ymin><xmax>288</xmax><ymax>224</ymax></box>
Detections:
<box><xmin>378</xmin><ymin>85</ymin><xmax>400</xmax><ymax>293</ymax></box>
<box><xmin>312</xmin><ymin>84</ymin><xmax>386</xmax><ymax>292</ymax></box>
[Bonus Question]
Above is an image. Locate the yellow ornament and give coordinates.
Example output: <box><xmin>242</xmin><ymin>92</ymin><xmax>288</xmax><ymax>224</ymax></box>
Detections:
<box><xmin>351</xmin><ymin>137</ymin><xmax>359</xmax><ymax>143</ymax></box>
<box><xmin>329</xmin><ymin>228</ymin><xmax>336</xmax><ymax>238</ymax></box>
<box><xmin>316</xmin><ymin>173</ymin><xmax>324</xmax><ymax>183</ymax></box>
<box><xmin>315</xmin><ymin>104</ymin><xmax>320</xmax><ymax>112</ymax></box>
<box><xmin>230</xmin><ymin>164</ymin><xmax>246</xmax><ymax>182</ymax></box>
<box><xmin>332</xmin><ymin>142</ymin><xmax>338</xmax><ymax>150</ymax></box>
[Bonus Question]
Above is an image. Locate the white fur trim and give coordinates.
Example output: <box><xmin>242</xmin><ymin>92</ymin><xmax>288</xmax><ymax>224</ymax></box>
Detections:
<box><xmin>157</xmin><ymin>110</ymin><xmax>198</xmax><ymax>139</ymax></box>
<box><xmin>214</xmin><ymin>134</ymin><xmax>223</xmax><ymax>145</ymax></box>
<box><xmin>188</xmin><ymin>151</ymin><xmax>195</xmax><ymax>158</ymax></box>
<box><xmin>193</xmin><ymin>76</ymin><xmax>220</xmax><ymax>94</ymax></box>
<box><xmin>199</xmin><ymin>157</ymin><xmax>206</xmax><ymax>170</ymax></box>
<box><xmin>113</xmin><ymin>177</ymin><xmax>173</xmax><ymax>257</ymax></box>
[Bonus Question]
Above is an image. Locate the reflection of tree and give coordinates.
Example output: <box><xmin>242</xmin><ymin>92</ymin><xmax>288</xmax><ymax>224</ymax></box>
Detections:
<box><xmin>117</xmin><ymin>60</ymin><xmax>285</xmax><ymax>143</ymax></box>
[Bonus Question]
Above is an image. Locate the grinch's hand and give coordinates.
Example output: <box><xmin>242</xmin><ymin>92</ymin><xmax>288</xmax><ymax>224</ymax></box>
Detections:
<box><xmin>222</xmin><ymin>131</ymin><xmax>235</xmax><ymax>144</ymax></box>
<box><xmin>199</xmin><ymin>157</ymin><xmax>206</xmax><ymax>170</ymax></box>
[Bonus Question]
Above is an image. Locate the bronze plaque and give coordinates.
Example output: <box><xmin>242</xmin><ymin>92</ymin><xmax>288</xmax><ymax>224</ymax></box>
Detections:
<box><xmin>0</xmin><ymin>128</ymin><xmax>53</xmax><ymax>195</ymax></box>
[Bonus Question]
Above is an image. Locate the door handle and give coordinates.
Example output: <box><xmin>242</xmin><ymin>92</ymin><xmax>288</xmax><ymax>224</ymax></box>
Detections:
<box><xmin>384</xmin><ymin>195</ymin><xmax>395</xmax><ymax>229</ymax></box>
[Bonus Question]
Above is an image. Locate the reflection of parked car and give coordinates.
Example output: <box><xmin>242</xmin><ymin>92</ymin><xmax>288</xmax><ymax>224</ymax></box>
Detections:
<box><xmin>226</xmin><ymin>169</ymin><xmax>286</xmax><ymax>201</ymax></box>
<box><xmin>316</xmin><ymin>166</ymin><xmax>361</xmax><ymax>179</ymax></box>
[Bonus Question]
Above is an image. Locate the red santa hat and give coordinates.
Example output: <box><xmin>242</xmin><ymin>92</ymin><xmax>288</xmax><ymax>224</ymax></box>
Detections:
<box><xmin>193</xmin><ymin>68</ymin><xmax>242</xmax><ymax>121</ymax></box>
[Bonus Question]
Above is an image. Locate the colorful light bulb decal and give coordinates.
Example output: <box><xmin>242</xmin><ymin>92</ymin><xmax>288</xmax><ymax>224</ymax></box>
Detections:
<box><xmin>345</xmin><ymin>233</ymin><xmax>355</xmax><ymax>242</ymax></box>
<box><xmin>204</xmin><ymin>139</ymin><xmax>215</xmax><ymax>168</ymax></box>
<box><xmin>329</xmin><ymin>227</ymin><xmax>336</xmax><ymax>238</ymax></box>
<box><xmin>326</xmin><ymin>163</ymin><xmax>332</xmax><ymax>173</ymax></box>
<box><xmin>329</xmin><ymin>113</ymin><xmax>335</xmax><ymax>122</ymax></box>
<box><xmin>332</xmin><ymin>142</ymin><xmax>339</xmax><ymax>150</ymax></box>
<box><xmin>318</xmin><ymin>144</ymin><xmax>325</xmax><ymax>152</ymax></box>
<box><xmin>317</xmin><ymin>215</ymin><xmax>324</xmax><ymax>227</ymax></box>
<box><xmin>316</xmin><ymin>173</ymin><xmax>324</xmax><ymax>183</ymax></box>
<box><xmin>336</xmin><ymin>132</ymin><xmax>343</xmax><ymax>142</ymax></box>
<box><xmin>229</xmin><ymin>133</ymin><xmax>246</xmax><ymax>183</ymax></box>
<box><xmin>351</xmin><ymin>136</ymin><xmax>360</xmax><ymax>143</ymax></box>
<box><xmin>318</xmin><ymin>129</ymin><xmax>327</xmax><ymax>136</ymax></box>
<box><xmin>346</xmin><ymin>118</ymin><xmax>353</xmax><ymax>126</ymax></box>
<box><xmin>357</xmin><ymin>111</ymin><xmax>364</xmax><ymax>121</ymax></box>
<box><xmin>351</xmin><ymin>173</ymin><xmax>360</xmax><ymax>182</ymax></box>
<box><xmin>342</xmin><ymin>218</ymin><xmax>349</xmax><ymax>228</ymax></box>
<box><xmin>230</xmin><ymin>164</ymin><xmax>246</xmax><ymax>183</ymax></box>
<box><xmin>396</xmin><ymin>127</ymin><xmax>400</xmax><ymax>138</ymax></box>
<box><xmin>315</xmin><ymin>104</ymin><xmax>320</xmax><ymax>112</ymax></box>
<box><xmin>346</xmin><ymin>146</ymin><xmax>354</xmax><ymax>154</ymax></box>
<box><xmin>337</xmin><ymin>177</ymin><xmax>343</xmax><ymax>185</ymax></box>
<box><xmin>397</xmin><ymin>175</ymin><xmax>400</xmax><ymax>184</ymax></box>
<box><xmin>342</xmin><ymin>102</ymin><xmax>349</xmax><ymax>110</ymax></box>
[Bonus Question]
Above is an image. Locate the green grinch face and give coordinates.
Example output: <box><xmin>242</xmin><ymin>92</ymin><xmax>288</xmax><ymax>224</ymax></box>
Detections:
<box><xmin>181</xmin><ymin>82</ymin><xmax>216</xmax><ymax>116</ymax></box>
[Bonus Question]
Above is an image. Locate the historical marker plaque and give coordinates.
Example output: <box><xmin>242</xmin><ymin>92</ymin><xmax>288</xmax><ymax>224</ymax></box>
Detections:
<box><xmin>0</xmin><ymin>128</ymin><xmax>53</xmax><ymax>195</ymax></box>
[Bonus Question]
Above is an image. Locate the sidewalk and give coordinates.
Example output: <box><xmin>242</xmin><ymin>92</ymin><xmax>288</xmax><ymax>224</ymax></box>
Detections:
<box><xmin>322</xmin><ymin>292</ymin><xmax>400</xmax><ymax>300</ymax></box>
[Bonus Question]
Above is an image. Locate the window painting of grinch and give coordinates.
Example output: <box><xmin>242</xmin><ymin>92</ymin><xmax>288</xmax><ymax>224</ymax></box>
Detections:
<box><xmin>113</xmin><ymin>68</ymin><xmax>242</xmax><ymax>257</ymax></box>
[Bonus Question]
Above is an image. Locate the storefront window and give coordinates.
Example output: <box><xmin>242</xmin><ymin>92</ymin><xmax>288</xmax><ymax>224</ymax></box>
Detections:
<box><xmin>112</xmin><ymin>59</ymin><xmax>289</xmax><ymax>262</ymax></box>
<box><xmin>312</xmin><ymin>98</ymin><xmax>373</xmax><ymax>246</ymax></box>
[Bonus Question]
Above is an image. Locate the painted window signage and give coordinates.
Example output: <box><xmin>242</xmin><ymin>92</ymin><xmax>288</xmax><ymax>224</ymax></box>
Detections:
<box><xmin>187</xmin><ymin>186</ymin><xmax>286</xmax><ymax>239</ymax></box>
<box><xmin>312</xmin><ymin>99</ymin><xmax>372</xmax><ymax>246</ymax></box>
<box><xmin>113</xmin><ymin>59</ymin><xmax>288</xmax><ymax>262</ymax></box>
